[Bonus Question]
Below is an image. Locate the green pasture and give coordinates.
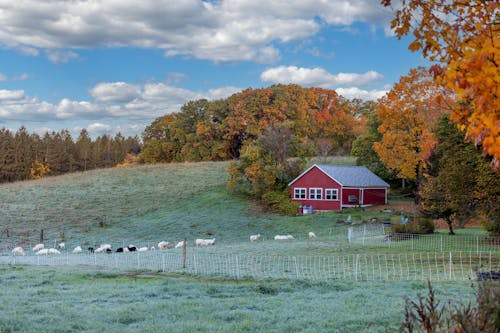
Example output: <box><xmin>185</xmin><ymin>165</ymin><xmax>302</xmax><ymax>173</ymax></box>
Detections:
<box><xmin>0</xmin><ymin>265</ymin><xmax>474</xmax><ymax>333</ymax></box>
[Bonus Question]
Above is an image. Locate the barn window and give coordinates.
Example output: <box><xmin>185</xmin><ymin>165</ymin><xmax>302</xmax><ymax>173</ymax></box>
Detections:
<box><xmin>325</xmin><ymin>188</ymin><xmax>338</xmax><ymax>200</ymax></box>
<box><xmin>294</xmin><ymin>188</ymin><xmax>306</xmax><ymax>199</ymax></box>
<box><xmin>309</xmin><ymin>188</ymin><xmax>322</xmax><ymax>200</ymax></box>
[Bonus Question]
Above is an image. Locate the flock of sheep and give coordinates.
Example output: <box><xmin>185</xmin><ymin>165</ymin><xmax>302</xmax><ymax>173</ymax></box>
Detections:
<box><xmin>10</xmin><ymin>232</ymin><xmax>316</xmax><ymax>256</ymax></box>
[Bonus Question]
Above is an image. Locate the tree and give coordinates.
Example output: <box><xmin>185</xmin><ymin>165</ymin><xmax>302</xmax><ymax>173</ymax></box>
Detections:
<box><xmin>374</xmin><ymin>67</ymin><xmax>453</xmax><ymax>186</ymax></box>
<box><xmin>382</xmin><ymin>0</ymin><xmax>500</xmax><ymax>167</ymax></box>
<box><xmin>419</xmin><ymin>114</ymin><xmax>498</xmax><ymax>234</ymax></box>
<box><xmin>351</xmin><ymin>111</ymin><xmax>398</xmax><ymax>184</ymax></box>
<box><xmin>75</xmin><ymin>129</ymin><xmax>92</xmax><ymax>171</ymax></box>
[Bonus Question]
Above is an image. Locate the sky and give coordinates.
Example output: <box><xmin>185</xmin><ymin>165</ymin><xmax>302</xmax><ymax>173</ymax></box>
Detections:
<box><xmin>0</xmin><ymin>0</ymin><xmax>427</xmax><ymax>139</ymax></box>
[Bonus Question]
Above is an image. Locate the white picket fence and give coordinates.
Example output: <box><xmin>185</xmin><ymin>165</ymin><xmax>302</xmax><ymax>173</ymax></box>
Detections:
<box><xmin>1</xmin><ymin>250</ymin><xmax>498</xmax><ymax>282</ymax></box>
<box><xmin>348</xmin><ymin>225</ymin><xmax>500</xmax><ymax>253</ymax></box>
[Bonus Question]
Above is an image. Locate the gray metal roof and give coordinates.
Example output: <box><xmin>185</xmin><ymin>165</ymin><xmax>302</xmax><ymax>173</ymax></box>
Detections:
<box><xmin>315</xmin><ymin>164</ymin><xmax>390</xmax><ymax>187</ymax></box>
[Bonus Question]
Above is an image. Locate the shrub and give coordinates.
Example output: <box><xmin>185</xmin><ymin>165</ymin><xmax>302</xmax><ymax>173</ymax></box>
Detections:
<box><xmin>401</xmin><ymin>280</ymin><xmax>500</xmax><ymax>333</ymax></box>
<box><xmin>391</xmin><ymin>216</ymin><xmax>434</xmax><ymax>234</ymax></box>
<box><xmin>261</xmin><ymin>191</ymin><xmax>299</xmax><ymax>216</ymax></box>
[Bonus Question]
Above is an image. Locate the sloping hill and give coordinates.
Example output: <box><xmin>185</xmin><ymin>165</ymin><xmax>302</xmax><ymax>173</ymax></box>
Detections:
<box><xmin>0</xmin><ymin>161</ymin><xmax>347</xmax><ymax>249</ymax></box>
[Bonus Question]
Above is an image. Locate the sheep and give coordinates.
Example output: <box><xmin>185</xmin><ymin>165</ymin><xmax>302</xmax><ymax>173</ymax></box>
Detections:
<box><xmin>138</xmin><ymin>246</ymin><xmax>148</xmax><ymax>252</ymax></box>
<box><xmin>11</xmin><ymin>246</ymin><xmax>25</xmax><ymax>256</ymax></box>
<box><xmin>57</xmin><ymin>242</ymin><xmax>65</xmax><ymax>250</ymax></box>
<box><xmin>150</xmin><ymin>246</ymin><xmax>155</xmax><ymax>251</ymax></box>
<box><xmin>72</xmin><ymin>246</ymin><xmax>83</xmax><ymax>254</ymax></box>
<box><xmin>274</xmin><ymin>235</ymin><xmax>294</xmax><ymax>240</ymax></box>
<box><xmin>308</xmin><ymin>231</ymin><xmax>316</xmax><ymax>238</ymax></box>
<box><xmin>195</xmin><ymin>238</ymin><xmax>216</xmax><ymax>247</ymax></box>
<box><xmin>174</xmin><ymin>240</ymin><xmax>185</xmax><ymax>248</ymax></box>
<box><xmin>47</xmin><ymin>248</ymin><xmax>61</xmax><ymax>254</ymax></box>
<box><xmin>127</xmin><ymin>245</ymin><xmax>137</xmax><ymax>252</ymax></box>
<box><xmin>32</xmin><ymin>243</ymin><xmax>44</xmax><ymax>252</ymax></box>
<box><xmin>88</xmin><ymin>247</ymin><xmax>94</xmax><ymax>253</ymax></box>
<box><xmin>95</xmin><ymin>244</ymin><xmax>112</xmax><ymax>253</ymax></box>
<box><xmin>36</xmin><ymin>249</ymin><xmax>49</xmax><ymax>255</ymax></box>
<box><xmin>116</xmin><ymin>247</ymin><xmax>124</xmax><ymax>253</ymax></box>
<box><xmin>250</xmin><ymin>234</ymin><xmax>261</xmax><ymax>242</ymax></box>
<box><xmin>157</xmin><ymin>241</ymin><xmax>169</xmax><ymax>250</ymax></box>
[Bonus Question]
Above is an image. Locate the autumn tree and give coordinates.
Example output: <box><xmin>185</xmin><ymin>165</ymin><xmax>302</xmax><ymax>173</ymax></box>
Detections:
<box><xmin>351</xmin><ymin>110</ymin><xmax>398</xmax><ymax>184</ymax></box>
<box><xmin>227</xmin><ymin>125</ymin><xmax>314</xmax><ymax>199</ymax></box>
<box><xmin>382</xmin><ymin>0</ymin><xmax>500</xmax><ymax>167</ymax></box>
<box><xmin>419</xmin><ymin>114</ymin><xmax>499</xmax><ymax>234</ymax></box>
<box><xmin>374</xmin><ymin>67</ymin><xmax>454</xmax><ymax>187</ymax></box>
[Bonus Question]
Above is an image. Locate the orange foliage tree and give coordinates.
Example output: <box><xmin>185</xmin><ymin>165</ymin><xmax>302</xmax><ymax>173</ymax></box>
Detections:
<box><xmin>382</xmin><ymin>0</ymin><xmax>500</xmax><ymax>166</ymax></box>
<box><xmin>374</xmin><ymin>67</ymin><xmax>454</xmax><ymax>183</ymax></box>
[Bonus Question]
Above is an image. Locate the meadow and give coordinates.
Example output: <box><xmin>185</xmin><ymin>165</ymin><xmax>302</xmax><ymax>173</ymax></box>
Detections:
<box><xmin>0</xmin><ymin>160</ymin><xmax>495</xmax><ymax>332</ymax></box>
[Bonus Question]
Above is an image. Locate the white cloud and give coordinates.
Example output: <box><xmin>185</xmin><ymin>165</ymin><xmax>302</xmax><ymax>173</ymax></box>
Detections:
<box><xmin>90</xmin><ymin>82</ymin><xmax>141</xmax><ymax>103</ymax></box>
<box><xmin>87</xmin><ymin>122</ymin><xmax>112</xmax><ymax>134</ymax></box>
<box><xmin>0</xmin><ymin>89</ymin><xmax>25</xmax><ymax>100</ymax></box>
<box><xmin>46</xmin><ymin>50</ymin><xmax>80</xmax><ymax>64</ymax></box>
<box><xmin>335</xmin><ymin>87</ymin><xmax>388</xmax><ymax>100</ymax></box>
<box><xmin>0</xmin><ymin>73</ymin><xmax>6</xmax><ymax>81</ymax></box>
<box><xmin>0</xmin><ymin>81</ymin><xmax>242</xmax><ymax>124</ymax></box>
<box><xmin>0</xmin><ymin>0</ymin><xmax>391</xmax><ymax>63</ymax></box>
<box><xmin>260</xmin><ymin>66</ymin><xmax>383</xmax><ymax>88</ymax></box>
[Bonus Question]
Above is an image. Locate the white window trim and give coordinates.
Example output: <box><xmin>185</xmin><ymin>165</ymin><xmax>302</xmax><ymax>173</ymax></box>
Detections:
<box><xmin>294</xmin><ymin>187</ymin><xmax>306</xmax><ymax>200</ymax></box>
<box><xmin>309</xmin><ymin>188</ymin><xmax>322</xmax><ymax>200</ymax></box>
<box><xmin>325</xmin><ymin>188</ymin><xmax>339</xmax><ymax>201</ymax></box>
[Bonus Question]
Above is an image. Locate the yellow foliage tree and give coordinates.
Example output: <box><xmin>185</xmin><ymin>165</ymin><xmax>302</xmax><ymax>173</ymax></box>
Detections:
<box><xmin>30</xmin><ymin>160</ymin><xmax>50</xmax><ymax>180</ymax></box>
<box><xmin>382</xmin><ymin>0</ymin><xmax>500</xmax><ymax>167</ymax></box>
<box><xmin>374</xmin><ymin>67</ymin><xmax>454</xmax><ymax>182</ymax></box>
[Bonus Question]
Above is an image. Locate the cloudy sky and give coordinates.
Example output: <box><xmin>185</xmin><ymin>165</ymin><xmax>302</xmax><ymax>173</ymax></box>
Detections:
<box><xmin>0</xmin><ymin>0</ymin><xmax>426</xmax><ymax>138</ymax></box>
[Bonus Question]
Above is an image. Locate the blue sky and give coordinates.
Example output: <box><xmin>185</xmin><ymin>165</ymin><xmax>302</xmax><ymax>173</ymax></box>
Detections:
<box><xmin>0</xmin><ymin>0</ymin><xmax>426</xmax><ymax>138</ymax></box>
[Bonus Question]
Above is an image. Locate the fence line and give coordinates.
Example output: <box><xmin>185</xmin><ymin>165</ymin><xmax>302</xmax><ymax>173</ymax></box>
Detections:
<box><xmin>348</xmin><ymin>225</ymin><xmax>500</xmax><ymax>253</ymax></box>
<box><xmin>1</xmin><ymin>250</ymin><xmax>498</xmax><ymax>282</ymax></box>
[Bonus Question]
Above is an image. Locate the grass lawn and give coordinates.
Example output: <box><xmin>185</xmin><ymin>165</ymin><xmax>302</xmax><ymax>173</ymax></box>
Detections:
<box><xmin>0</xmin><ymin>265</ymin><xmax>474</xmax><ymax>333</ymax></box>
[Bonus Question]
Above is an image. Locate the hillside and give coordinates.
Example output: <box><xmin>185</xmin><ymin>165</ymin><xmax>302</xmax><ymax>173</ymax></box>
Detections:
<box><xmin>0</xmin><ymin>161</ymin><xmax>351</xmax><ymax>249</ymax></box>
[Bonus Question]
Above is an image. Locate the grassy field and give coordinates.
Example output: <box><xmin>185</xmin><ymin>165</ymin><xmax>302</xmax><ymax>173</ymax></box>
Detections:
<box><xmin>0</xmin><ymin>265</ymin><xmax>474</xmax><ymax>333</ymax></box>
<box><xmin>0</xmin><ymin>160</ymin><xmax>494</xmax><ymax>332</ymax></box>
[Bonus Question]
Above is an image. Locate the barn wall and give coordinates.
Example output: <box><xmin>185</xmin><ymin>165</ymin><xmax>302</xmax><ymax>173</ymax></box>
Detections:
<box><xmin>363</xmin><ymin>188</ymin><xmax>386</xmax><ymax>205</ymax></box>
<box><xmin>342</xmin><ymin>188</ymin><xmax>360</xmax><ymax>206</ymax></box>
<box><xmin>290</xmin><ymin>166</ymin><xmax>342</xmax><ymax>211</ymax></box>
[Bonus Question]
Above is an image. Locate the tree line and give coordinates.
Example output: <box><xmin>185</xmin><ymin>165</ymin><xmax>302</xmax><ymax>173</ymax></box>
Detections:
<box><xmin>0</xmin><ymin>127</ymin><xmax>141</xmax><ymax>183</ymax></box>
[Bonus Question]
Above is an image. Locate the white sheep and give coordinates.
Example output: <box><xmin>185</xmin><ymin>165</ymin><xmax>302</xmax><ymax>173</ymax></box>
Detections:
<box><xmin>95</xmin><ymin>244</ymin><xmax>112</xmax><ymax>253</ymax></box>
<box><xmin>250</xmin><ymin>234</ymin><xmax>261</xmax><ymax>242</ymax></box>
<box><xmin>32</xmin><ymin>243</ymin><xmax>44</xmax><ymax>252</ymax></box>
<box><xmin>57</xmin><ymin>242</ymin><xmax>65</xmax><ymax>249</ymax></box>
<box><xmin>157</xmin><ymin>241</ymin><xmax>169</xmax><ymax>250</ymax></box>
<box><xmin>195</xmin><ymin>238</ymin><xmax>216</xmax><ymax>246</ymax></box>
<box><xmin>174</xmin><ymin>240</ymin><xmax>186</xmax><ymax>248</ymax></box>
<box><xmin>47</xmin><ymin>248</ymin><xmax>61</xmax><ymax>254</ymax></box>
<box><xmin>72</xmin><ymin>246</ymin><xmax>83</xmax><ymax>254</ymax></box>
<box><xmin>308</xmin><ymin>231</ymin><xmax>316</xmax><ymax>238</ymax></box>
<box><xmin>36</xmin><ymin>248</ymin><xmax>49</xmax><ymax>255</ymax></box>
<box><xmin>150</xmin><ymin>246</ymin><xmax>155</xmax><ymax>251</ymax></box>
<box><xmin>138</xmin><ymin>246</ymin><xmax>148</xmax><ymax>252</ymax></box>
<box><xmin>11</xmin><ymin>246</ymin><xmax>25</xmax><ymax>256</ymax></box>
<box><xmin>274</xmin><ymin>235</ymin><xmax>294</xmax><ymax>240</ymax></box>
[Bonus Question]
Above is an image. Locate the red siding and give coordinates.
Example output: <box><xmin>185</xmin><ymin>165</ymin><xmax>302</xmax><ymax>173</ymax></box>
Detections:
<box><xmin>363</xmin><ymin>188</ymin><xmax>386</xmax><ymax>205</ymax></box>
<box><xmin>342</xmin><ymin>188</ymin><xmax>360</xmax><ymax>206</ymax></box>
<box><xmin>290</xmin><ymin>166</ymin><xmax>342</xmax><ymax>211</ymax></box>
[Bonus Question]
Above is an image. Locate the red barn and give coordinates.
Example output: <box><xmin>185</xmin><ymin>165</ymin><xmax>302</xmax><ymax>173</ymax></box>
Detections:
<box><xmin>288</xmin><ymin>164</ymin><xmax>389</xmax><ymax>212</ymax></box>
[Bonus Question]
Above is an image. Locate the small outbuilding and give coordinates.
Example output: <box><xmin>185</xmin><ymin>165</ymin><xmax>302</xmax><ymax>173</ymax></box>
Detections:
<box><xmin>288</xmin><ymin>164</ymin><xmax>390</xmax><ymax>212</ymax></box>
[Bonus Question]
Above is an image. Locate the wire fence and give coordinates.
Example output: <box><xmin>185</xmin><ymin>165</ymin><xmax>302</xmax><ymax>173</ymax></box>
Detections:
<box><xmin>348</xmin><ymin>225</ymin><xmax>500</xmax><ymax>253</ymax></box>
<box><xmin>1</xmin><ymin>249</ymin><xmax>498</xmax><ymax>282</ymax></box>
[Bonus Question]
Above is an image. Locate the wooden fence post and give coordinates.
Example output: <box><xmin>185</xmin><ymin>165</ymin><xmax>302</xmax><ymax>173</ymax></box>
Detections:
<box><xmin>182</xmin><ymin>238</ymin><xmax>187</xmax><ymax>269</ymax></box>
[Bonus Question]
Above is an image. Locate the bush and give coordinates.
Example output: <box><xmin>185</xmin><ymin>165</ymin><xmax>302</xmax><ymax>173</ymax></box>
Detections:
<box><xmin>391</xmin><ymin>216</ymin><xmax>434</xmax><ymax>234</ymax></box>
<box><xmin>261</xmin><ymin>191</ymin><xmax>299</xmax><ymax>216</ymax></box>
<box><xmin>401</xmin><ymin>280</ymin><xmax>500</xmax><ymax>333</ymax></box>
